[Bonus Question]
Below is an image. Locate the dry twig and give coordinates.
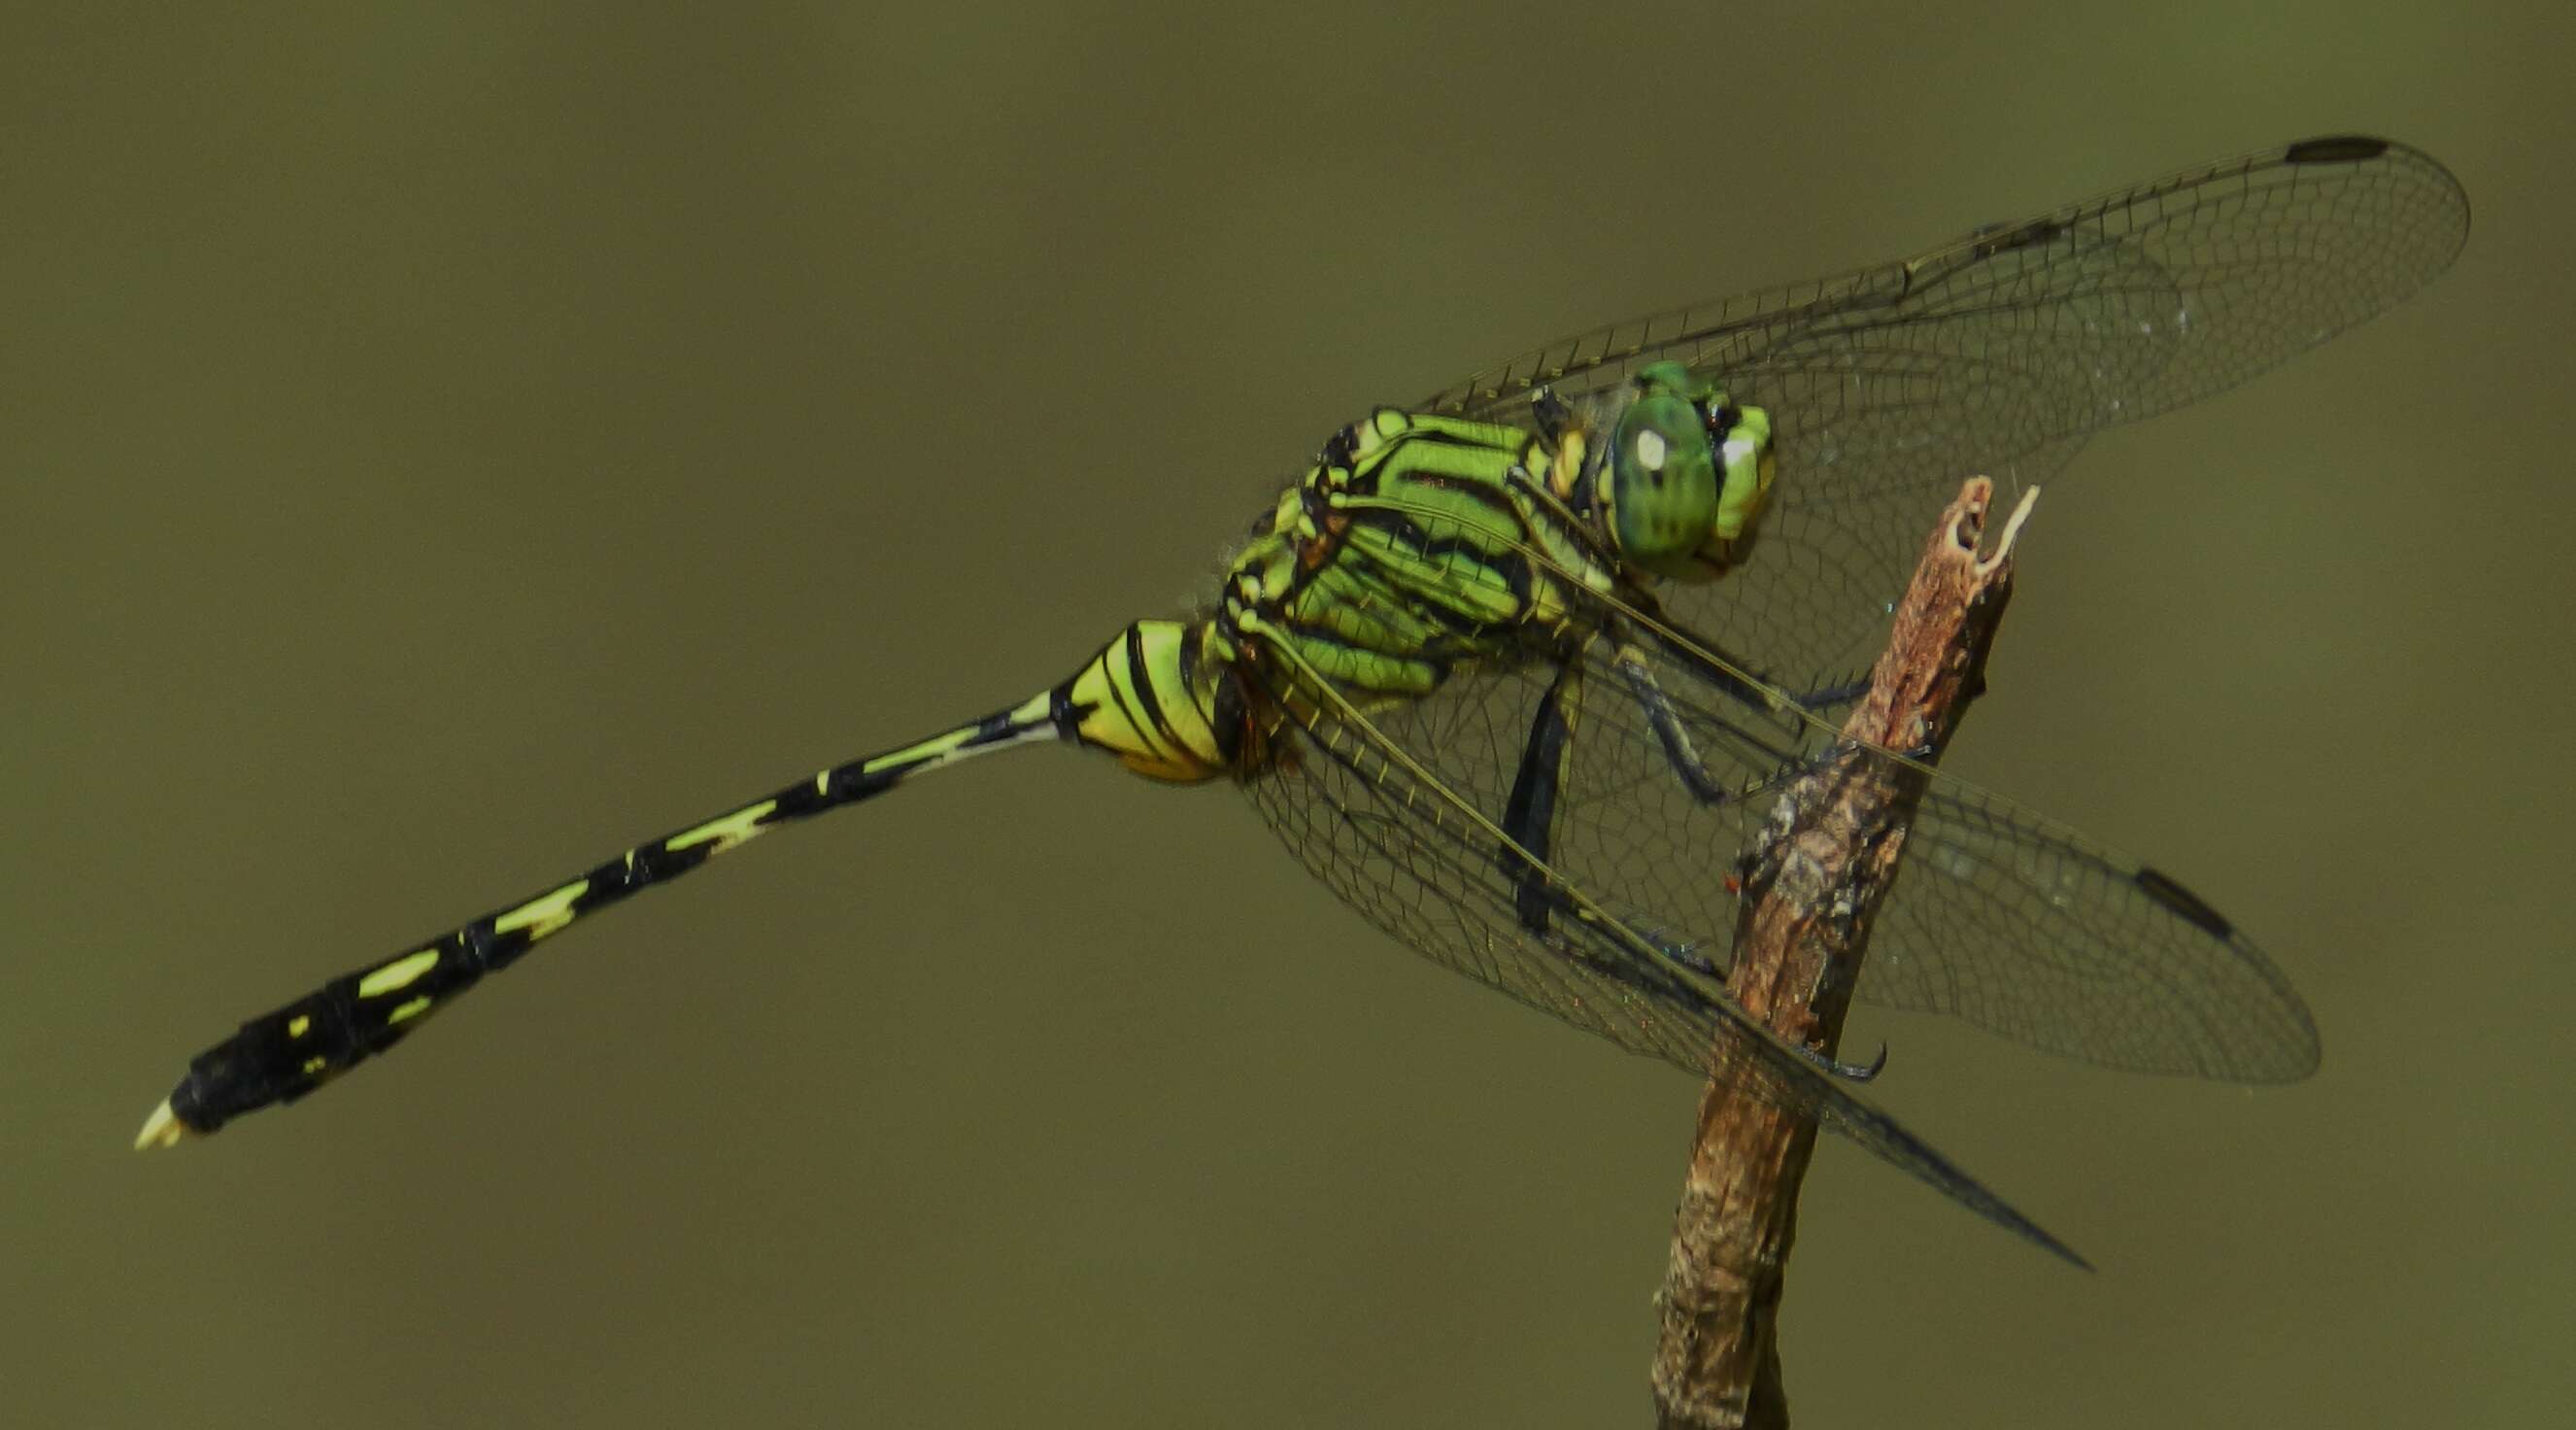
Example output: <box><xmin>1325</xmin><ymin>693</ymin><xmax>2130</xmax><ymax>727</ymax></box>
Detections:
<box><xmin>1651</xmin><ymin>477</ymin><xmax>2038</xmax><ymax>1429</ymax></box>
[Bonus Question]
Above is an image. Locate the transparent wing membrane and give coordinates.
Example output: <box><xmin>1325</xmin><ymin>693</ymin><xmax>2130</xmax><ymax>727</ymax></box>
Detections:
<box><xmin>1238</xmin><ymin>636</ymin><xmax>2086</xmax><ymax>1263</ymax></box>
<box><xmin>1425</xmin><ymin>138</ymin><xmax>2468</xmax><ymax>686</ymax></box>
<box><xmin>1869</xmin><ymin>792</ymin><xmax>2320</xmax><ymax>1081</ymax></box>
<box><xmin>1240</xmin><ymin>502</ymin><xmax>2321</xmax><ymax>1091</ymax></box>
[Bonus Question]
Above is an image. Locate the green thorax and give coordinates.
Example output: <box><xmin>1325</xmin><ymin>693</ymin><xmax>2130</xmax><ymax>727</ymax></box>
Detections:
<box><xmin>1060</xmin><ymin>379</ymin><xmax>1773</xmax><ymax>782</ymax></box>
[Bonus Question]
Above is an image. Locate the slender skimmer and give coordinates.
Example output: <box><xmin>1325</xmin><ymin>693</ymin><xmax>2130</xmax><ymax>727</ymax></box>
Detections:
<box><xmin>137</xmin><ymin>136</ymin><xmax>2468</xmax><ymax>1262</ymax></box>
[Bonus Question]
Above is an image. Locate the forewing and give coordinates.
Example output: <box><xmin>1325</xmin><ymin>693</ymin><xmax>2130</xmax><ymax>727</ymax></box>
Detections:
<box><xmin>1424</xmin><ymin>137</ymin><xmax>2468</xmax><ymax>687</ymax></box>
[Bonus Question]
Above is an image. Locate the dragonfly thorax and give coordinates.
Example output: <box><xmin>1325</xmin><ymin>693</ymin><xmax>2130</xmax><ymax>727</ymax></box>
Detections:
<box><xmin>1598</xmin><ymin>360</ymin><xmax>1775</xmax><ymax>582</ymax></box>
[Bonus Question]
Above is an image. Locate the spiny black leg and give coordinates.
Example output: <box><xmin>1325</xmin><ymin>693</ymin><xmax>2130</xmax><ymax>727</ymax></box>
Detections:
<box><xmin>1500</xmin><ymin>657</ymin><xmax>1580</xmax><ymax>933</ymax></box>
<box><xmin>1530</xmin><ymin>387</ymin><xmax>1576</xmax><ymax>445</ymax></box>
<box><xmin>1610</xmin><ymin>641</ymin><xmax>1811</xmax><ymax>809</ymax></box>
<box><xmin>1798</xmin><ymin>1040</ymin><xmax>1888</xmax><ymax>1082</ymax></box>
<box><xmin>1792</xmin><ymin>672</ymin><xmax>1874</xmax><ymax>715</ymax></box>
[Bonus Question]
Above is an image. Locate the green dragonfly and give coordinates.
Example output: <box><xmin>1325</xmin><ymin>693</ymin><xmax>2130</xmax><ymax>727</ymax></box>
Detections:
<box><xmin>138</xmin><ymin>136</ymin><xmax>2466</xmax><ymax>1264</ymax></box>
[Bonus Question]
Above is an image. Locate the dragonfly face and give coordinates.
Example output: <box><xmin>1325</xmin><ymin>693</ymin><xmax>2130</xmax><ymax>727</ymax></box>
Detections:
<box><xmin>1602</xmin><ymin>360</ymin><xmax>1777</xmax><ymax>582</ymax></box>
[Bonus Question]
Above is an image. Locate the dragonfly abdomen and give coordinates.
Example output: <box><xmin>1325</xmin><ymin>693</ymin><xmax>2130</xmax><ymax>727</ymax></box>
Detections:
<box><xmin>139</xmin><ymin>692</ymin><xmax>1071</xmax><ymax>1145</ymax></box>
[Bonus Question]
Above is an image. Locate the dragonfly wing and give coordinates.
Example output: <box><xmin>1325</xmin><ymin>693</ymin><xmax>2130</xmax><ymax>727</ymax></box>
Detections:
<box><xmin>1860</xmin><ymin>790</ymin><xmax>2321</xmax><ymax>1081</ymax></box>
<box><xmin>1308</xmin><ymin>483</ymin><xmax>2326</xmax><ymax>1085</ymax></box>
<box><xmin>1425</xmin><ymin>137</ymin><xmax>2469</xmax><ymax>689</ymax></box>
<box><xmin>1597</xmin><ymin>604</ymin><xmax>2322</xmax><ymax>1083</ymax></box>
<box><xmin>1237</xmin><ymin>643</ymin><xmax>2083</xmax><ymax>1262</ymax></box>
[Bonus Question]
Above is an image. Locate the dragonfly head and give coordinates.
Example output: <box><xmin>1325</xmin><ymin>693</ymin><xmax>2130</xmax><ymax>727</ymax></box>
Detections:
<box><xmin>1601</xmin><ymin>360</ymin><xmax>1774</xmax><ymax>581</ymax></box>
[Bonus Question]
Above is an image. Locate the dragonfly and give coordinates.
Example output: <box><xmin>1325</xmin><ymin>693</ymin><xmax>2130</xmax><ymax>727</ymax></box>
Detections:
<box><xmin>137</xmin><ymin>136</ymin><xmax>2467</xmax><ymax>1263</ymax></box>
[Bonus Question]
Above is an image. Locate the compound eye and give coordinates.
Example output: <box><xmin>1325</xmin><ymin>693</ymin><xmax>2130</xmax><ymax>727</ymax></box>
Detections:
<box><xmin>1609</xmin><ymin>392</ymin><xmax>1719</xmax><ymax>572</ymax></box>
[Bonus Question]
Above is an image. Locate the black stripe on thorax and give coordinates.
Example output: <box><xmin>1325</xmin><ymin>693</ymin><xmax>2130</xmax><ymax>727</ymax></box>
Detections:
<box><xmin>1340</xmin><ymin>507</ymin><xmax>1539</xmax><ymax>624</ymax></box>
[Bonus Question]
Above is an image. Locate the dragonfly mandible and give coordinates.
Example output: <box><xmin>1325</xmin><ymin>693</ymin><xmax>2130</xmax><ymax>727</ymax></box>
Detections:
<box><xmin>137</xmin><ymin>136</ymin><xmax>2468</xmax><ymax>1262</ymax></box>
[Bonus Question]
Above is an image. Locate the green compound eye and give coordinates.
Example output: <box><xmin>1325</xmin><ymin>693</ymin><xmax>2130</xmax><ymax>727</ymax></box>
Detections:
<box><xmin>1605</xmin><ymin>360</ymin><xmax>1775</xmax><ymax>580</ymax></box>
<box><xmin>1609</xmin><ymin>362</ymin><xmax>1723</xmax><ymax>576</ymax></box>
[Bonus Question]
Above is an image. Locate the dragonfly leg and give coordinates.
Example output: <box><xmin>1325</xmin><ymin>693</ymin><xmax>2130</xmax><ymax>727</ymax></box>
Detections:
<box><xmin>1789</xmin><ymin>671</ymin><xmax>1872</xmax><ymax>715</ymax></box>
<box><xmin>1498</xmin><ymin>656</ymin><xmax>1581</xmax><ymax>932</ymax></box>
<box><xmin>1803</xmin><ymin>1040</ymin><xmax>1888</xmax><ymax>1082</ymax></box>
<box><xmin>1609</xmin><ymin>638</ymin><xmax>1798</xmax><ymax>808</ymax></box>
<box><xmin>1610</xmin><ymin>641</ymin><xmax>1895</xmax><ymax>1085</ymax></box>
<box><xmin>1529</xmin><ymin>387</ymin><xmax>1576</xmax><ymax>445</ymax></box>
<box><xmin>1495</xmin><ymin>632</ymin><xmax>1907</xmax><ymax>1084</ymax></box>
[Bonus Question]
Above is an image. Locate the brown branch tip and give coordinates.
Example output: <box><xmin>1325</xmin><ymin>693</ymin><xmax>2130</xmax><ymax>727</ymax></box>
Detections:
<box><xmin>1650</xmin><ymin>478</ymin><xmax>2037</xmax><ymax>1429</ymax></box>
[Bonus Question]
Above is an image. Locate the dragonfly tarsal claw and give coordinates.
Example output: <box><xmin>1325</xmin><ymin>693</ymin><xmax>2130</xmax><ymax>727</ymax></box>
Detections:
<box><xmin>1799</xmin><ymin>1041</ymin><xmax>1889</xmax><ymax>1082</ymax></box>
<box><xmin>1791</xmin><ymin>672</ymin><xmax>1872</xmax><ymax>715</ymax></box>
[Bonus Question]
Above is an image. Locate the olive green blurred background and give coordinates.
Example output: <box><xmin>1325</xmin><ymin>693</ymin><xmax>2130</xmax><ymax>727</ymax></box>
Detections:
<box><xmin>7</xmin><ymin>3</ymin><xmax>2569</xmax><ymax>1425</ymax></box>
